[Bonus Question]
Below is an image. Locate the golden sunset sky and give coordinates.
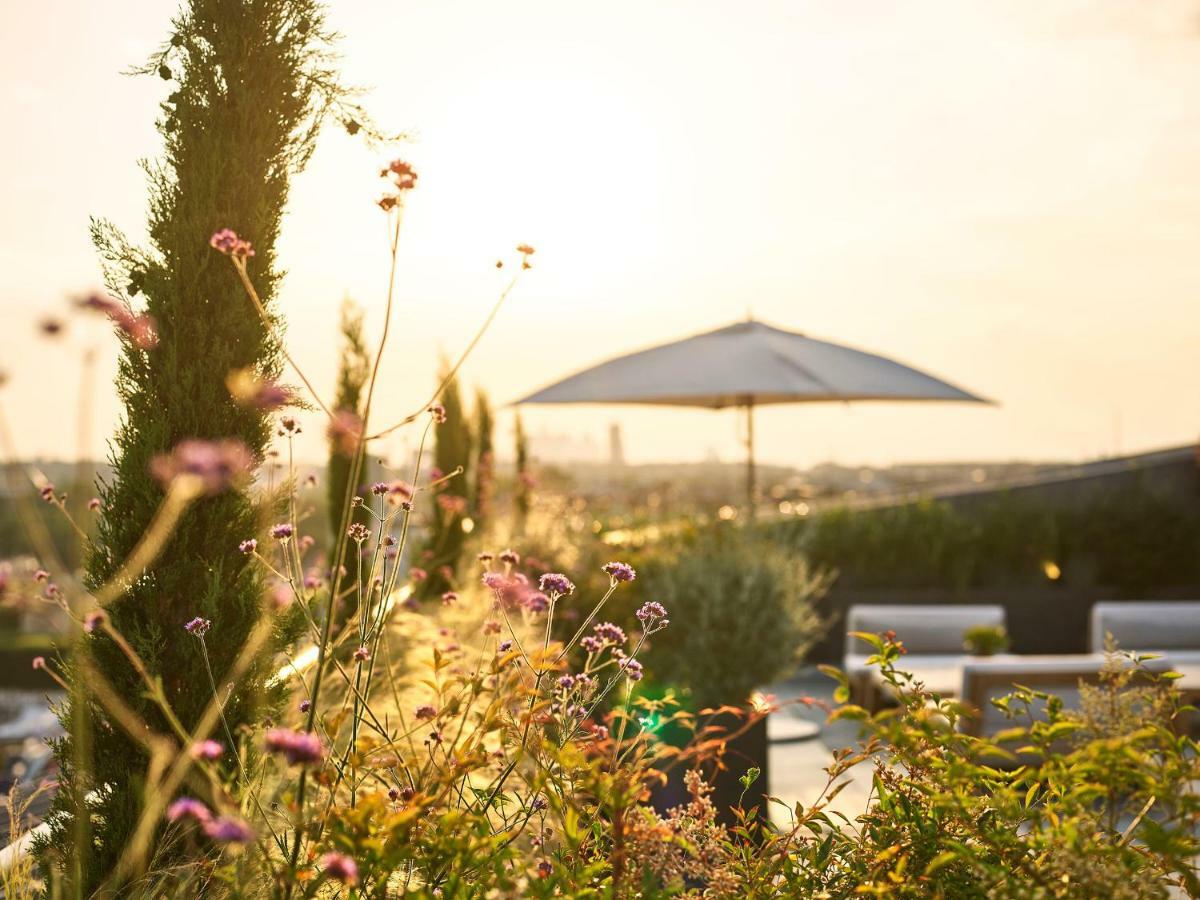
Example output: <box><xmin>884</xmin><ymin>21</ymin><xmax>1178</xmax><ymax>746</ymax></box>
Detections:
<box><xmin>2</xmin><ymin>1</ymin><xmax>1197</xmax><ymax>469</ymax></box>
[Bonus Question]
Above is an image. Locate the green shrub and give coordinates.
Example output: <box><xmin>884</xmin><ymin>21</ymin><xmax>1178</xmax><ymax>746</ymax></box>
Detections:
<box><xmin>639</xmin><ymin>525</ymin><xmax>828</xmax><ymax>709</ymax></box>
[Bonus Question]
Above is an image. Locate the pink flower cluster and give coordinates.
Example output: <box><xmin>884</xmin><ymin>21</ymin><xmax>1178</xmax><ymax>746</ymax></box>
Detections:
<box><xmin>150</xmin><ymin>439</ymin><xmax>254</xmax><ymax>495</ymax></box>
<box><xmin>76</xmin><ymin>293</ymin><xmax>158</xmax><ymax>349</ymax></box>
<box><xmin>209</xmin><ymin>228</ymin><xmax>255</xmax><ymax>259</ymax></box>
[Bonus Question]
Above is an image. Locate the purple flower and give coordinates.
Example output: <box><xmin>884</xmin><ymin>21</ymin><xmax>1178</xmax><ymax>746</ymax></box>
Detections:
<box><xmin>270</xmin><ymin>523</ymin><xmax>294</xmax><ymax>541</ymax></box>
<box><xmin>264</xmin><ymin>728</ymin><xmax>324</xmax><ymax>765</ymax></box>
<box><xmin>499</xmin><ymin>548</ymin><xmax>520</xmax><ymax>565</ymax></box>
<box><xmin>321</xmin><ymin>852</ymin><xmax>359</xmax><ymax>886</ymax></box>
<box><xmin>299</xmin><ymin>699</ymin><xmax>311</xmax><ymax>714</ymax></box>
<box><xmin>353</xmin><ymin>646</ymin><xmax>370</xmax><ymax>662</ymax></box>
<box><xmin>209</xmin><ymin>228</ymin><xmax>255</xmax><ymax>259</ymax></box>
<box><xmin>636</xmin><ymin>601</ymin><xmax>669</xmax><ymax>632</ymax></box>
<box><xmin>150</xmin><ymin>439</ymin><xmax>254</xmax><ymax>495</ymax></box>
<box><xmin>238</xmin><ymin>538</ymin><xmax>257</xmax><ymax>554</ymax></box>
<box><xmin>191</xmin><ymin>740</ymin><xmax>223</xmax><ymax>761</ymax></box>
<box><xmin>427</xmin><ymin>402</ymin><xmax>446</xmax><ymax>423</ymax></box>
<box><xmin>580</xmin><ymin>635</ymin><xmax>603</xmax><ymax>654</ymax></box>
<box><xmin>538</xmin><ymin>573</ymin><xmax>575</xmax><ymax>597</ymax></box>
<box><xmin>203</xmin><ymin>815</ymin><xmax>255</xmax><ymax>843</ymax></box>
<box><xmin>441</xmin><ymin>591</ymin><xmax>458</xmax><ymax>605</ymax></box>
<box><xmin>83</xmin><ymin>610</ymin><xmax>106</xmax><ymax>634</ymax></box>
<box><xmin>347</xmin><ymin>522</ymin><xmax>370</xmax><ymax>542</ymax></box>
<box><xmin>498</xmin><ymin>640</ymin><xmax>514</xmax><ymax>653</ymax></box>
<box><xmin>166</xmin><ymin>797</ymin><xmax>211</xmax><ymax>824</ymax></box>
<box><xmin>593</xmin><ymin>622</ymin><xmax>626</xmax><ymax>644</ymax></box>
<box><xmin>537</xmin><ymin>859</ymin><xmax>553</xmax><ymax>879</ymax></box>
<box><xmin>371</xmin><ymin>482</ymin><xmax>389</xmax><ymax>495</ymax></box>
<box><xmin>184</xmin><ymin>617</ymin><xmax>212</xmax><ymax>637</ymax></box>
<box><xmin>602</xmin><ymin>561</ymin><xmax>636</xmax><ymax>583</ymax></box>
<box><xmin>523</xmin><ymin>592</ymin><xmax>549</xmax><ymax>614</ymax></box>
<box><xmin>556</xmin><ymin>675</ymin><xmax>576</xmax><ymax>692</ymax></box>
<box><xmin>482</xmin><ymin>572</ymin><xmax>507</xmax><ymax>591</ymax></box>
<box><xmin>415</xmin><ymin>704</ymin><xmax>437</xmax><ymax>720</ymax></box>
<box><xmin>621</xmin><ymin>657</ymin><xmax>645</xmax><ymax>682</ymax></box>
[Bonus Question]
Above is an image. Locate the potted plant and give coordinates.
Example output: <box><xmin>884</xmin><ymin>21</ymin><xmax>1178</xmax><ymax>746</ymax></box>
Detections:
<box><xmin>639</xmin><ymin>524</ymin><xmax>827</xmax><ymax>821</ymax></box>
<box><xmin>963</xmin><ymin>623</ymin><xmax>1010</xmax><ymax>656</ymax></box>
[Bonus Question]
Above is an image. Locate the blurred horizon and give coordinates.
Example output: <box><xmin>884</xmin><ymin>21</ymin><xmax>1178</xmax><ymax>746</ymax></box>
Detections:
<box><xmin>2</xmin><ymin>0</ymin><xmax>1198</xmax><ymax>469</ymax></box>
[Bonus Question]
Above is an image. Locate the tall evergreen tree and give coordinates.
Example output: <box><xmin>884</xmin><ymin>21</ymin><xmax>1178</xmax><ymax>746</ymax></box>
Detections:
<box><xmin>418</xmin><ymin>366</ymin><xmax>472</xmax><ymax>599</ymax></box>
<box><xmin>514</xmin><ymin>411</ymin><xmax>532</xmax><ymax>534</ymax></box>
<box><xmin>328</xmin><ymin>298</ymin><xmax>372</xmax><ymax>621</ymax></box>
<box><xmin>39</xmin><ymin>2</ymin><xmax>359</xmax><ymax>890</ymax></box>
<box><xmin>472</xmin><ymin>388</ymin><xmax>495</xmax><ymax>535</ymax></box>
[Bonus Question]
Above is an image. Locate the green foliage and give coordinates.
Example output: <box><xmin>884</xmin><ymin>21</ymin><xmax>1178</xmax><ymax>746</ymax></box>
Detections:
<box><xmin>514</xmin><ymin>411</ymin><xmax>531</xmax><ymax>530</ymax></box>
<box><xmin>962</xmin><ymin>623</ymin><xmax>1010</xmax><ymax>656</ymax></box>
<box><xmin>639</xmin><ymin>524</ymin><xmax>828</xmax><ymax>709</ymax></box>
<box><xmin>418</xmin><ymin>366</ymin><xmax>472</xmax><ymax>598</ymax></box>
<box><xmin>778</xmin><ymin>483</ymin><xmax>1199</xmax><ymax>593</ymax></box>
<box><xmin>472</xmin><ymin>388</ymin><xmax>495</xmax><ymax>535</ymax></box>
<box><xmin>743</xmin><ymin>637</ymin><xmax>1200</xmax><ymax>898</ymax></box>
<box><xmin>328</xmin><ymin>298</ymin><xmax>372</xmax><ymax>618</ymax></box>
<box><xmin>38</xmin><ymin>1</ymin><xmax>350</xmax><ymax>890</ymax></box>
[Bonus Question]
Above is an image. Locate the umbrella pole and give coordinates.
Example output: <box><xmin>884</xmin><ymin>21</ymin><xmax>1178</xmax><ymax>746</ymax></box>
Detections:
<box><xmin>745</xmin><ymin>401</ymin><xmax>757</xmax><ymax>518</ymax></box>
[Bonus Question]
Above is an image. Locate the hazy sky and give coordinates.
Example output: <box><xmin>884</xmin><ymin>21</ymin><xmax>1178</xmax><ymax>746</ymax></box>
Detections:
<box><xmin>2</xmin><ymin>1</ymin><xmax>1198</xmax><ymax>469</ymax></box>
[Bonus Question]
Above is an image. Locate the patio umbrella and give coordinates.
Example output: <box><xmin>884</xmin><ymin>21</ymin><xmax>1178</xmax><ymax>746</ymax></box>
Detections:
<box><xmin>515</xmin><ymin>318</ymin><xmax>990</xmax><ymax>510</ymax></box>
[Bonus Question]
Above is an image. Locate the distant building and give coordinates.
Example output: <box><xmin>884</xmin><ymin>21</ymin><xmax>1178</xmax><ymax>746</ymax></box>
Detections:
<box><xmin>608</xmin><ymin>422</ymin><xmax>625</xmax><ymax>467</ymax></box>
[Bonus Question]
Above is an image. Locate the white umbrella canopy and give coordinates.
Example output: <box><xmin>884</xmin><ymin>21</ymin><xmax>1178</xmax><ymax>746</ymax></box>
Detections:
<box><xmin>515</xmin><ymin>319</ymin><xmax>991</xmax><ymax>509</ymax></box>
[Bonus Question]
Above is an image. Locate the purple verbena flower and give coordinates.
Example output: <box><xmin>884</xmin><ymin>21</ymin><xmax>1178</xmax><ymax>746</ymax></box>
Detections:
<box><xmin>353</xmin><ymin>646</ymin><xmax>370</xmax><ymax>662</ymax></box>
<box><xmin>166</xmin><ymin>797</ymin><xmax>211</xmax><ymax>824</ymax></box>
<box><xmin>150</xmin><ymin>439</ymin><xmax>254</xmax><ymax>495</ymax></box>
<box><xmin>636</xmin><ymin>601</ymin><xmax>669</xmax><ymax>631</ymax></box>
<box><xmin>593</xmin><ymin>622</ymin><xmax>626</xmax><ymax>644</ymax></box>
<box><xmin>498</xmin><ymin>548</ymin><xmax>520</xmax><ymax>565</ymax></box>
<box><xmin>538</xmin><ymin>573</ymin><xmax>575</xmax><ymax>597</ymax></box>
<box><xmin>238</xmin><ymin>538</ymin><xmax>257</xmax><ymax>554</ymax></box>
<box><xmin>264</xmin><ymin>728</ymin><xmax>324</xmax><ymax>765</ymax></box>
<box><xmin>203</xmin><ymin>815</ymin><xmax>255</xmax><ymax>843</ymax></box>
<box><xmin>321</xmin><ymin>852</ymin><xmax>359</xmax><ymax>886</ymax></box>
<box><xmin>347</xmin><ymin>522</ymin><xmax>370</xmax><ymax>542</ymax></box>
<box><xmin>209</xmin><ymin>228</ymin><xmax>255</xmax><ymax>259</ymax></box>
<box><xmin>299</xmin><ymin>699</ymin><xmax>311</xmax><ymax>714</ymax></box>
<box><xmin>83</xmin><ymin>609</ymin><xmax>106</xmax><ymax>634</ymax></box>
<box><xmin>602</xmin><ymin>561</ymin><xmax>636</xmax><ymax>583</ymax></box>
<box><xmin>184</xmin><ymin>617</ymin><xmax>212</xmax><ymax>637</ymax></box>
<box><xmin>191</xmin><ymin>740</ymin><xmax>223</xmax><ymax>761</ymax></box>
<box><xmin>621</xmin><ymin>657</ymin><xmax>645</xmax><ymax>682</ymax></box>
<box><xmin>270</xmin><ymin>523</ymin><xmax>294</xmax><ymax>541</ymax></box>
<box><xmin>580</xmin><ymin>635</ymin><xmax>603</xmax><ymax>654</ymax></box>
<box><xmin>415</xmin><ymin>704</ymin><xmax>437</xmax><ymax>720</ymax></box>
<box><xmin>523</xmin><ymin>592</ymin><xmax>549</xmax><ymax>614</ymax></box>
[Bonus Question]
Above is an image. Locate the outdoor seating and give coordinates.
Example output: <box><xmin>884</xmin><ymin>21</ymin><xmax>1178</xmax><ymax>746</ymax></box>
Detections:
<box><xmin>844</xmin><ymin>604</ymin><xmax>1006</xmax><ymax>709</ymax></box>
<box><xmin>1089</xmin><ymin>600</ymin><xmax>1200</xmax><ymax>662</ymax></box>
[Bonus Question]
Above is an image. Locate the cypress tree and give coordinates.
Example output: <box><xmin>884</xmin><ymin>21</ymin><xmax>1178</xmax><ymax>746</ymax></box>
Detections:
<box><xmin>327</xmin><ymin>298</ymin><xmax>372</xmax><ymax>622</ymax></box>
<box><xmin>39</xmin><ymin>2</ymin><xmax>361</xmax><ymax>890</ymax></box>
<box><xmin>417</xmin><ymin>367</ymin><xmax>472</xmax><ymax>599</ymax></box>
<box><xmin>472</xmin><ymin>388</ymin><xmax>495</xmax><ymax>535</ymax></box>
<box><xmin>514</xmin><ymin>411</ymin><xmax>532</xmax><ymax>534</ymax></box>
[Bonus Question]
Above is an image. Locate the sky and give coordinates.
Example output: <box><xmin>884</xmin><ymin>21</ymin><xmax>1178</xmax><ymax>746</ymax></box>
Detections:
<box><xmin>2</xmin><ymin>0</ymin><xmax>1198</xmax><ymax>469</ymax></box>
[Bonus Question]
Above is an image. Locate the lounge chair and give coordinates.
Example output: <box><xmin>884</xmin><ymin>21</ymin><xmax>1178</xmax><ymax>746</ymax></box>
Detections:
<box><xmin>844</xmin><ymin>604</ymin><xmax>1006</xmax><ymax>710</ymax></box>
<box><xmin>1089</xmin><ymin>600</ymin><xmax>1200</xmax><ymax>664</ymax></box>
